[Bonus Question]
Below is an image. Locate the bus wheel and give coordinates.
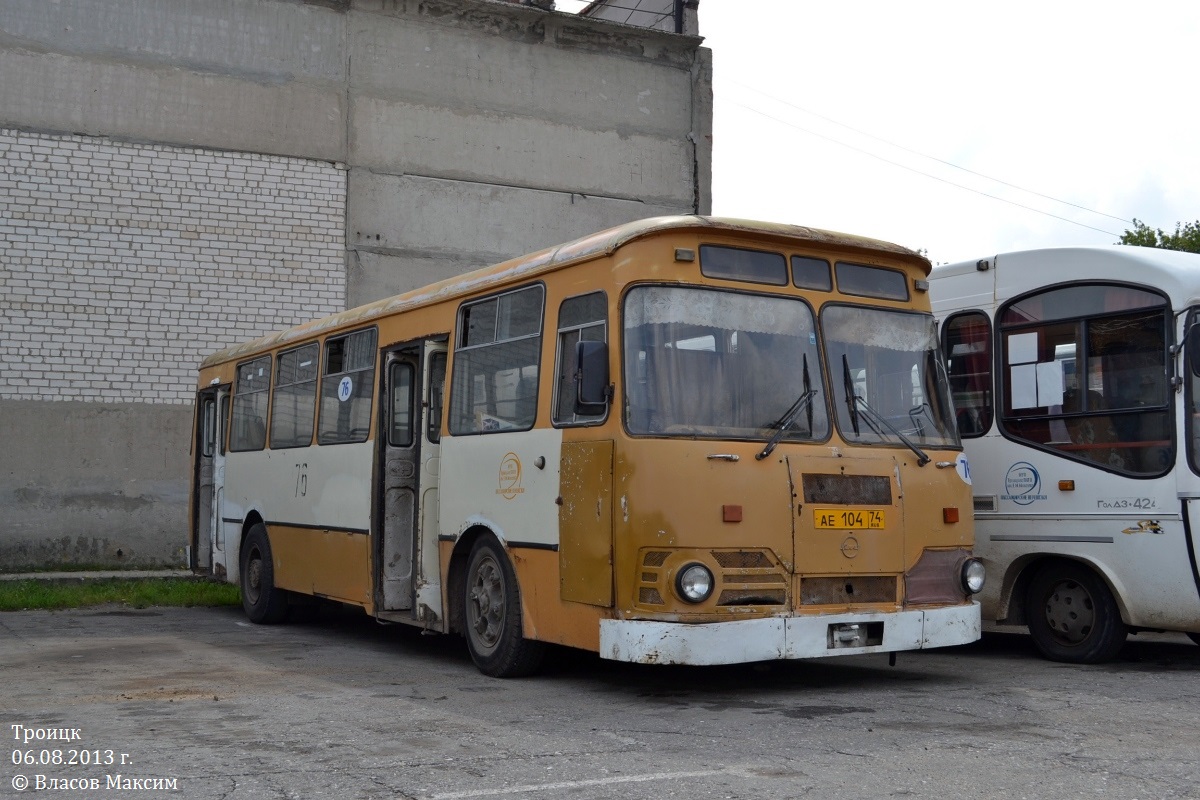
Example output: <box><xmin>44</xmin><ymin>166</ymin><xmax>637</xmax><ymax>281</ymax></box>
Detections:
<box><xmin>1187</xmin><ymin>633</ymin><xmax>1200</xmax><ymax>647</ymax></box>
<box><xmin>240</xmin><ymin>524</ymin><xmax>289</xmax><ymax>624</ymax></box>
<box><xmin>463</xmin><ymin>537</ymin><xmax>545</xmax><ymax>678</ymax></box>
<box><xmin>1025</xmin><ymin>562</ymin><xmax>1126</xmax><ymax>663</ymax></box>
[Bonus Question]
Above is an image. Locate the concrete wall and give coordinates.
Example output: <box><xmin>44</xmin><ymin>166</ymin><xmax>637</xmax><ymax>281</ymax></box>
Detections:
<box><xmin>0</xmin><ymin>401</ymin><xmax>194</xmax><ymax>568</ymax></box>
<box><xmin>342</xmin><ymin>0</ymin><xmax>711</xmax><ymax>303</ymax></box>
<box><xmin>0</xmin><ymin>0</ymin><xmax>712</xmax><ymax>568</ymax></box>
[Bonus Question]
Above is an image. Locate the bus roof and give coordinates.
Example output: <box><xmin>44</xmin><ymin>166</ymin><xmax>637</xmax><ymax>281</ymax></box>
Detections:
<box><xmin>931</xmin><ymin>245</ymin><xmax>1200</xmax><ymax>289</ymax></box>
<box><xmin>931</xmin><ymin>244</ymin><xmax>1200</xmax><ymax>309</ymax></box>
<box><xmin>200</xmin><ymin>215</ymin><xmax>928</xmax><ymax>370</ymax></box>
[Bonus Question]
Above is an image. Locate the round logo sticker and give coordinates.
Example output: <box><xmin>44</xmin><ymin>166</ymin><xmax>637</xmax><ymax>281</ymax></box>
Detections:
<box><xmin>1003</xmin><ymin>462</ymin><xmax>1047</xmax><ymax>506</ymax></box>
<box><xmin>955</xmin><ymin>453</ymin><xmax>972</xmax><ymax>486</ymax></box>
<box><xmin>496</xmin><ymin>452</ymin><xmax>524</xmax><ymax>500</ymax></box>
<box><xmin>337</xmin><ymin>376</ymin><xmax>353</xmax><ymax>402</ymax></box>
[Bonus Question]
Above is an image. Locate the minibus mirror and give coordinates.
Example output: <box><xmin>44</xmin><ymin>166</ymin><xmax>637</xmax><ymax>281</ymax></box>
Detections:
<box><xmin>1189</xmin><ymin>325</ymin><xmax>1200</xmax><ymax>377</ymax></box>
<box><xmin>575</xmin><ymin>340</ymin><xmax>609</xmax><ymax>412</ymax></box>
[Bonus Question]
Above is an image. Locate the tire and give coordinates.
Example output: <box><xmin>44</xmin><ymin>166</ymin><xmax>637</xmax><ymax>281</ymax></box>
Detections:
<box><xmin>463</xmin><ymin>537</ymin><xmax>545</xmax><ymax>678</ymax></box>
<box><xmin>240</xmin><ymin>524</ymin><xmax>289</xmax><ymax>624</ymax></box>
<box><xmin>1025</xmin><ymin>562</ymin><xmax>1126</xmax><ymax>663</ymax></box>
<box><xmin>1187</xmin><ymin>632</ymin><xmax>1200</xmax><ymax>647</ymax></box>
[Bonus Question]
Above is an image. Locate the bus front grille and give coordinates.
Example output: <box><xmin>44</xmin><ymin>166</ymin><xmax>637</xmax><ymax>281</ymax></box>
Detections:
<box><xmin>799</xmin><ymin>576</ymin><xmax>897</xmax><ymax>605</ymax></box>
<box><xmin>639</xmin><ymin>587</ymin><xmax>665</xmax><ymax>605</ymax></box>
<box><xmin>802</xmin><ymin>473</ymin><xmax>892</xmax><ymax>505</ymax></box>
<box><xmin>635</xmin><ymin>549</ymin><xmax>787</xmax><ymax>609</ymax></box>
<box><xmin>717</xmin><ymin>588</ymin><xmax>787</xmax><ymax>606</ymax></box>
<box><xmin>711</xmin><ymin>550</ymin><xmax>773</xmax><ymax>569</ymax></box>
<box><xmin>973</xmin><ymin>495</ymin><xmax>998</xmax><ymax>513</ymax></box>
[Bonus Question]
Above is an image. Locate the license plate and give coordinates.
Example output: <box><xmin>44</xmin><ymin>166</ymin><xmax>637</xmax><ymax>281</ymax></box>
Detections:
<box><xmin>813</xmin><ymin>508</ymin><xmax>885</xmax><ymax>529</ymax></box>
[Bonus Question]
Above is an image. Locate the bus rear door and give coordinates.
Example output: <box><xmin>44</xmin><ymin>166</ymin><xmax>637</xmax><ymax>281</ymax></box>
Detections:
<box><xmin>193</xmin><ymin>385</ymin><xmax>229</xmax><ymax>576</ymax></box>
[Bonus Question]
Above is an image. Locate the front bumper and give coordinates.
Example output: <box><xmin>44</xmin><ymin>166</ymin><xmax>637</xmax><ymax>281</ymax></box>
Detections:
<box><xmin>599</xmin><ymin>602</ymin><xmax>980</xmax><ymax>665</ymax></box>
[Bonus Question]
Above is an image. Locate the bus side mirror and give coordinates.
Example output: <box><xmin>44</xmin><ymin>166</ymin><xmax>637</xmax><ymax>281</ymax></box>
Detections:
<box><xmin>1189</xmin><ymin>325</ymin><xmax>1200</xmax><ymax>377</ymax></box>
<box><xmin>575</xmin><ymin>340</ymin><xmax>609</xmax><ymax>413</ymax></box>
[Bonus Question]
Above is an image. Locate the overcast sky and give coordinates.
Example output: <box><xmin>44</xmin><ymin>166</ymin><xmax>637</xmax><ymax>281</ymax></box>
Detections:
<box><xmin>562</xmin><ymin>1</ymin><xmax>1200</xmax><ymax>265</ymax></box>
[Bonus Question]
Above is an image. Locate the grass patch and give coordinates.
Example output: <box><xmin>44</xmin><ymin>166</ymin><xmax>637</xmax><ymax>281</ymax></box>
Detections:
<box><xmin>0</xmin><ymin>578</ymin><xmax>241</xmax><ymax>612</ymax></box>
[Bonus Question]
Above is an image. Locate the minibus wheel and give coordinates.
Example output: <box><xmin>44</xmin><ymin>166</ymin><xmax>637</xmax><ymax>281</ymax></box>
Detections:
<box><xmin>463</xmin><ymin>537</ymin><xmax>545</xmax><ymax>678</ymax></box>
<box><xmin>240</xmin><ymin>524</ymin><xmax>289</xmax><ymax>624</ymax></box>
<box><xmin>1188</xmin><ymin>633</ymin><xmax>1200</xmax><ymax>647</ymax></box>
<box><xmin>1025</xmin><ymin>562</ymin><xmax>1126</xmax><ymax>664</ymax></box>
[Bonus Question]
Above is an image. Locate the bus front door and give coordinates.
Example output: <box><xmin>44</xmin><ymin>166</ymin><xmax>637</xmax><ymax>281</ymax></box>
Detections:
<box><xmin>378</xmin><ymin>340</ymin><xmax>447</xmax><ymax>620</ymax></box>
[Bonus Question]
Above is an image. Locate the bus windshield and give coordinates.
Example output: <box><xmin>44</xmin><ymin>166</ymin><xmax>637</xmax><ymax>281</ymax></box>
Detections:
<box><xmin>823</xmin><ymin>305</ymin><xmax>959</xmax><ymax>449</ymax></box>
<box><xmin>623</xmin><ymin>285</ymin><xmax>830</xmax><ymax>441</ymax></box>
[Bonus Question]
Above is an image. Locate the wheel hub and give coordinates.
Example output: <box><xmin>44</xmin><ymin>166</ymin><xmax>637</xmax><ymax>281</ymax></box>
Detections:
<box><xmin>246</xmin><ymin>551</ymin><xmax>262</xmax><ymax>602</ymax></box>
<box><xmin>1043</xmin><ymin>579</ymin><xmax>1095</xmax><ymax>645</ymax></box>
<box><xmin>468</xmin><ymin>558</ymin><xmax>504</xmax><ymax>651</ymax></box>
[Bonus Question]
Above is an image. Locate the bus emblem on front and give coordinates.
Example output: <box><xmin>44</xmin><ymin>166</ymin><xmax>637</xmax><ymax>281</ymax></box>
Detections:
<box><xmin>840</xmin><ymin>535</ymin><xmax>860</xmax><ymax>559</ymax></box>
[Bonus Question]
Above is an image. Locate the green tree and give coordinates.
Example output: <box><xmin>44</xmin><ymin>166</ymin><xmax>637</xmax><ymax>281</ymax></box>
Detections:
<box><xmin>1119</xmin><ymin>218</ymin><xmax>1200</xmax><ymax>253</ymax></box>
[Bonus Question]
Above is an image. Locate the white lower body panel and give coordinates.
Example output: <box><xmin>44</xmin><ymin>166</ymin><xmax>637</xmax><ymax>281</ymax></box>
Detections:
<box><xmin>599</xmin><ymin>602</ymin><xmax>981</xmax><ymax>665</ymax></box>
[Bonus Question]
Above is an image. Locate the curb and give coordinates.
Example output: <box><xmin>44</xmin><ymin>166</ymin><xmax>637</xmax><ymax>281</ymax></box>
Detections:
<box><xmin>0</xmin><ymin>570</ymin><xmax>196</xmax><ymax>583</ymax></box>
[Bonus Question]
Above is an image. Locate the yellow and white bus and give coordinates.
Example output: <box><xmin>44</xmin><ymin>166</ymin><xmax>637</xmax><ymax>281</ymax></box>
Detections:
<box><xmin>190</xmin><ymin>216</ymin><xmax>983</xmax><ymax>677</ymax></box>
<box><xmin>931</xmin><ymin>245</ymin><xmax>1200</xmax><ymax>662</ymax></box>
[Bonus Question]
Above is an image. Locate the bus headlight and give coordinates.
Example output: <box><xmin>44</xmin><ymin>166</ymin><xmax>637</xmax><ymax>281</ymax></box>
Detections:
<box><xmin>675</xmin><ymin>563</ymin><xmax>714</xmax><ymax>604</ymax></box>
<box><xmin>960</xmin><ymin>558</ymin><xmax>986</xmax><ymax>594</ymax></box>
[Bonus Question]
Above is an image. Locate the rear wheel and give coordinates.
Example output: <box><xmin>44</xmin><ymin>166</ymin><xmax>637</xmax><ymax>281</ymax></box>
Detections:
<box><xmin>1025</xmin><ymin>562</ymin><xmax>1126</xmax><ymax>663</ymax></box>
<box><xmin>240</xmin><ymin>524</ymin><xmax>289</xmax><ymax>624</ymax></box>
<box><xmin>463</xmin><ymin>537</ymin><xmax>545</xmax><ymax>678</ymax></box>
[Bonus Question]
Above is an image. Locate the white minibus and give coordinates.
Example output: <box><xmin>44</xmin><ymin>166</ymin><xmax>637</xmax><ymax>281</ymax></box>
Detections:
<box><xmin>931</xmin><ymin>246</ymin><xmax>1200</xmax><ymax>662</ymax></box>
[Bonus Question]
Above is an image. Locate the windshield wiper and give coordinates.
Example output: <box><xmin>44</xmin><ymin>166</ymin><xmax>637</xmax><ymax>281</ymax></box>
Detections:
<box><xmin>755</xmin><ymin>390</ymin><xmax>817</xmax><ymax>460</ymax></box>
<box><xmin>841</xmin><ymin>354</ymin><xmax>860</xmax><ymax>435</ymax></box>
<box><xmin>756</xmin><ymin>354</ymin><xmax>816</xmax><ymax>461</ymax></box>
<box><xmin>848</xmin><ymin>392</ymin><xmax>932</xmax><ymax>467</ymax></box>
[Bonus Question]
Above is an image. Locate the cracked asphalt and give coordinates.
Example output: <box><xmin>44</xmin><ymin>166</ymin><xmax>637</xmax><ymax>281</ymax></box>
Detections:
<box><xmin>2</xmin><ymin>605</ymin><xmax>1199</xmax><ymax>799</ymax></box>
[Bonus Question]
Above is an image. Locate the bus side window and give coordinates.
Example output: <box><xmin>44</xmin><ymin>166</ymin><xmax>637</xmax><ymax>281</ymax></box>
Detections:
<box><xmin>942</xmin><ymin>311</ymin><xmax>993</xmax><ymax>437</ymax></box>
<box><xmin>270</xmin><ymin>342</ymin><xmax>319</xmax><ymax>449</ymax></box>
<box><xmin>998</xmin><ymin>283</ymin><xmax>1171</xmax><ymax>475</ymax></box>
<box><xmin>230</xmin><ymin>355</ymin><xmax>271</xmax><ymax>452</ymax></box>
<box><xmin>450</xmin><ymin>285</ymin><xmax>544</xmax><ymax>434</ymax></box>
<box><xmin>553</xmin><ymin>291</ymin><xmax>607</xmax><ymax>425</ymax></box>
<box><xmin>317</xmin><ymin>328</ymin><xmax>378</xmax><ymax>445</ymax></box>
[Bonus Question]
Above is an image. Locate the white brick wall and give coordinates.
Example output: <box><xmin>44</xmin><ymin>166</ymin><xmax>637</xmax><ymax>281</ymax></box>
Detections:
<box><xmin>0</xmin><ymin>129</ymin><xmax>346</xmax><ymax>405</ymax></box>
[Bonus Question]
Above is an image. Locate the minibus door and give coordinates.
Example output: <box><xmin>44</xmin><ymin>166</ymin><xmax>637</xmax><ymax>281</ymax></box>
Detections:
<box><xmin>1180</xmin><ymin>495</ymin><xmax>1200</xmax><ymax>607</ymax></box>
<box><xmin>1179</xmin><ymin>312</ymin><xmax>1200</xmax><ymax>606</ymax></box>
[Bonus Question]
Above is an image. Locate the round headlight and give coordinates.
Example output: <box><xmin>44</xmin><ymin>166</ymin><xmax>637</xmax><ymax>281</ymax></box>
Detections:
<box><xmin>675</xmin><ymin>563</ymin><xmax>714</xmax><ymax>604</ymax></box>
<box><xmin>961</xmin><ymin>558</ymin><xmax>986</xmax><ymax>594</ymax></box>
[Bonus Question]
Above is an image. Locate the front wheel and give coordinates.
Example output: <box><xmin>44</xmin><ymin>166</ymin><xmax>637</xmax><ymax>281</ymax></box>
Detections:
<box><xmin>240</xmin><ymin>524</ymin><xmax>289</xmax><ymax>624</ymax></box>
<box><xmin>463</xmin><ymin>537</ymin><xmax>545</xmax><ymax>678</ymax></box>
<box><xmin>1025</xmin><ymin>562</ymin><xmax>1126</xmax><ymax>663</ymax></box>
